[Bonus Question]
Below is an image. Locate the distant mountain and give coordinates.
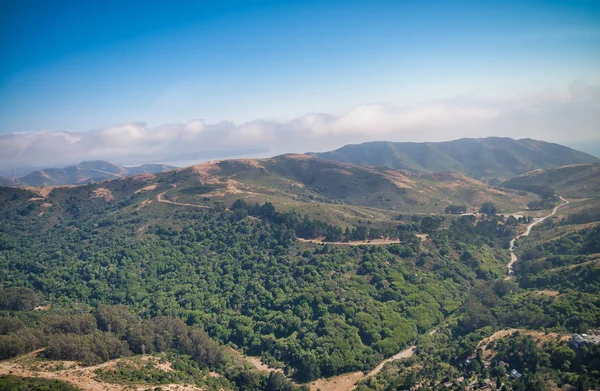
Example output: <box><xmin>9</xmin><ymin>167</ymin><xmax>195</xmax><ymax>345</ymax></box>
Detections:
<box><xmin>502</xmin><ymin>163</ymin><xmax>600</xmax><ymax>198</ymax></box>
<box><xmin>309</xmin><ymin>137</ymin><xmax>600</xmax><ymax>180</ymax></box>
<box><xmin>0</xmin><ymin>160</ymin><xmax>177</xmax><ymax>186</ymax></box>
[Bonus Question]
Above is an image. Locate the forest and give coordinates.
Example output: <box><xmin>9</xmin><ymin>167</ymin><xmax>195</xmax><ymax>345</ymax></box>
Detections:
<box><xmin>1</xmin><ymin>185</ymin><xmax>599</xmax><ymax>390</ymax></box>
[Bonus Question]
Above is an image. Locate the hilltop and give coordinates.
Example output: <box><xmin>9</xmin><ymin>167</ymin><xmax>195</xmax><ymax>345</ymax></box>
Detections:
<box><xmin>0</xmin><ymin>160</ymin><xmax>177</xmax><ymax>187</ymax></box>
<box><xmin>309</xmin><ymin>137</ymin><xmax>600</xmax><ymax>180</ymax></box>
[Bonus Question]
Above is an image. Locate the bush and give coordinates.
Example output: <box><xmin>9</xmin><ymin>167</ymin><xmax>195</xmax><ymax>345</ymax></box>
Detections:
<box><xmin>0</xmin><ymin>287</ymin><xmax>39</xmax><ymax>311</ymax></box>
<box><xmin>44</xmin><ymin>332</ymin><xmax>129</xmax><ymax>365</ymax></box>
<box><xmin>0</xmin><ymin>374</ymin><xmax>81</xmax><ymax>390</ymax></box>
<box><xmin>42</xmin><ymin>314</ymin><xmax>97</xmax><ymax>335</ymax></box>
<box><xmin>0</xmin><ymin>317</ymin><xmax>25</xmax><ymax>335</ymax></box>
<box><xmin>0</xmin><ymin>328</ymin><xmax>45</xmax><ymax>360</ymax></box>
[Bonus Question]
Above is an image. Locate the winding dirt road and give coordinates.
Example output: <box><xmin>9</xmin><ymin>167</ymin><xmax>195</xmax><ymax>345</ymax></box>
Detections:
<box><xmin>505</xmin><ymin>196</ymin><xmax>569</xmax><ymax>280</ymax></box>
<box><xmin>363</xmin><ymin>346</ymin><xmax>416</xmax><ymax>379</ymax></box>
<box><xmin>297</xmin><ymin>237</ymin><xmax>402</xmax><ymax>246</ymax></box>
<box><xmin>157</xmin><ymin>190</ymin><xmax>209</xmax><ymax>209</ymax></box>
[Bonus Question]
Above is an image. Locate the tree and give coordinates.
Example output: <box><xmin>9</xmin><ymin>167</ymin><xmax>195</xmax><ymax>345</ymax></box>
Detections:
<box><xmin>0</xmin><ymin>287</ymin><xmax>39</xmax><ymax>311</ymax></box>
<box><xmin>266</xmin><ymin>372</ymin><xmax>288</xmax><ymax>391</ymax></box>
<box><xmin>506</xmin><ymin>215</ymin><xmax>518</xmax><ymax>226</ymax></box>
<box><xmin>479</xmin><ymin>202</ymin><xmax>498</xmax><ymax>216</ymax></box>
<box><xmin>421</xmin><ymin>216</ymin><xmax>443</xmax><ymax>233</ymax></box>
<box><xmin>296</xmin><ymin>352</ymin><xmax>320</xmax><ymax>381</ymax></box>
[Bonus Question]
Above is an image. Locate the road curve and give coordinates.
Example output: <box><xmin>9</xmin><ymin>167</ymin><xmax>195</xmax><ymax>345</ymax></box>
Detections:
<box><xmin>505</xmin><ymin>196</ymin><xmax>569</xmax><ymax>280</ymax></box>
<box><xmin>351</xmin><ymin>328</ymin><xmax>439</xmax><ymax>389</ymax></box>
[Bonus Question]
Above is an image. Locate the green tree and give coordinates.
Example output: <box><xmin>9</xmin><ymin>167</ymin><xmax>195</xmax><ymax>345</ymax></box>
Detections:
<box><xmin>479</xmin><ymin>202</ymin><xmax>498</xmax><ymax>216</ymax></box>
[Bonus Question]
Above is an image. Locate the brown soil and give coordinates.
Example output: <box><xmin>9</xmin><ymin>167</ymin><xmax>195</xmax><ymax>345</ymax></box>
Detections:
<box><xmin>190</xmin><ymin>161</ymin><xmax>222</xmax><ymax>177</ymax></box>
<box><xmin>298</xmin><ymin>238</ymin><xmax>401</xmax><ymax>246</ymax></box>
<box><xmin>230</xmin><ymin>331</ymin><xmax>430</xmax><ymax>391</ymax></box>
<box><xmin>134</xmin><ymin>184</ymin><xmax>158</xmax><ymax>193</ymax></box>
<box><xmin>90</xmin><ymin>188</ymin><xmax>114</xmax><ymax>202</ymax></box>
<box><xmin>381</xmin><ymin>170</ymin><xmax>414</xmax><ymax>189</ymax></box>
<box><xmin>135</xmin><ymin>199</ymin><xmax>153</xmax><ymax>211</ymax></box>
<box><xmin>309</xmin><ymin>371</ymin><xmax>364</xmax><ymax>391</ymax></box>
<box><xmin>534</xmin><ymin>290</ymin><xmax>561</xmax><ymax>297</ymax></box>
<box><xmin>22</xmin><ymin>186</ymin><xmax>70</xmax><ymax>198</ymax></box>
<box><xmin>0</xmin><ymin>353</ymin><xmax>204</xmax><ymax>391</ymax></box>
<box><xmin>128</xmin><ymin>173</ymin><xmax>156</xmax><ymax>181</ymax></box>
<box><xmin>243</xmin><ymin>356</ymin><xmax>284</xmax><ymax>374</ymax></box>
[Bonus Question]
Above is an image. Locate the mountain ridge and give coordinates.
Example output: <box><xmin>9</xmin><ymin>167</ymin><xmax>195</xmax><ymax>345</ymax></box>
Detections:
<box><xmin>308</xmin><ymin>137</ymin><xmax>600</xmax><ymax>180</ymax></box>
<box><xmin>0</xmin><ymin>160</ymin><xmax>177</xmax><ymax>187</ymax></box>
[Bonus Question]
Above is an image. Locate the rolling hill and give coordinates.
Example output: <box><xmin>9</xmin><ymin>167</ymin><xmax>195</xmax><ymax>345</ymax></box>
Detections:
<box><xmin>502</xmin><ymin>163</ymin><xmax>600</xmax><ymax>198</ymax></box>
<box><xmin>8</xmin><ymin>154</ymin><xmax>534</xmax><ymax>225</ymax></box>
<box><xmin>152</xmin><ymin>154</ymin><xmax>535</xmax><ymax>215</ymax></box>
<box><xmin>0</xmin><ymin>160</ymin><xmax>177</xmax><ymax>186</ymax></box>
<box><xmin>1</xmin><ymin>149</ymin><xmax>599</xmax><ymax>391</ymax></box>
<box><xmin>309</xmin><ymin>137</ymin><xmax>600</xmax><ymax>180</ymax></box>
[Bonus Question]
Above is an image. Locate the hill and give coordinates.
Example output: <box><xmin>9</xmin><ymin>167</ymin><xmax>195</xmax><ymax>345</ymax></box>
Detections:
<box><xmin>1</xmin><ymin>152</ymin><xmax>599</xmax><ymax>390</ymax></box>
<box><xmin>154</xmin><ymin>154</ymin><xmax>534</xmax><ymax>215</ymax></box>
<box><xmin>309</xmin><ymin>137</ymin><xmax>600</xmax><ymax>180</ymax></box>
<box><xmin>0</xmin><ymin>155</ymin><xmax>526</xmax><ymax>387</ymax></box>
<box><xmin>502</xmin><ymin>163</ymin><xmax>600</xmax><ymax>198</ymax></box>
<box><xmin>0</xmin><ymin>160</ymin><xmax>177</xmax><ymax>186</ymax></box>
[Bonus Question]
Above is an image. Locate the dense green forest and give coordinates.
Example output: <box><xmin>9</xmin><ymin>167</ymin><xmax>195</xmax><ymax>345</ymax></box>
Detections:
<box><xmin>1</xmin><ymin>187</ymin><xmax>509</xmax><ymax>377</ymax></box>
<box><xmin>355</xmin><ymin>212</ymin><xmax>600</xmax><ymax>390</ymax></box>
<box><xmin>1</xmin><ymin>183</ymin><xmax>599</xmax><ymax>390</ymax></box>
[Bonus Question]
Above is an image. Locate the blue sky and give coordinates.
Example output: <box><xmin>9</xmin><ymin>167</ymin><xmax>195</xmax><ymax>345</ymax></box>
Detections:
<box><xmin>1</xmin><ymin>0</ymin><xmax>599</xmax><ymax>166</ymax></box>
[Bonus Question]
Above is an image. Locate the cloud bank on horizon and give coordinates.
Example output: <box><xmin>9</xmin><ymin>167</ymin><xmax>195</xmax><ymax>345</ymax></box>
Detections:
<box><xmin>1</xmin><ymin>82</ymin><xmax>599</xmax><ymax>168</ymax></box>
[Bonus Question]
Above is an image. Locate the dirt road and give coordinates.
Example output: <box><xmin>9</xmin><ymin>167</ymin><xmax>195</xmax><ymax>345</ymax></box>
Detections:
<box><xmin>505</xmin><ymin>197</ymin><xmax>569</xmax><ymax>280</ymax></box>
<box><xmin>157</xmin><ymin>190</ymin><xmax>209</xmax><ymax>209</ymax></box>
<box><xmin>297</xmin><ymin>237</ymin><xmax>402</xmax><ymax>246</ymax></box>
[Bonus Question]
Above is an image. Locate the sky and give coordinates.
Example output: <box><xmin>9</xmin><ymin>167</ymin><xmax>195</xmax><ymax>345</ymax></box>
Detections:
<box><xmin>1</xmin><ymin>0</ymin><xmax>599</xmax><ymax>168</ymax></box>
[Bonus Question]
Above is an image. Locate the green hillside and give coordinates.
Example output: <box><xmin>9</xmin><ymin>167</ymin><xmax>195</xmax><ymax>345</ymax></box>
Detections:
<box><xmin>1</xmin><ymin>153</ymin><xmax>599</xmax><ymax>390</ymax></box>
<box><xmin>310</xmin><ymin>137</ymin><xmax>600</xmax><ymax>180</ymax></box>
<box><xmin>502</xmin><ymin>163</ymin><xmax>600</xmax><ymax>198</ymax></box>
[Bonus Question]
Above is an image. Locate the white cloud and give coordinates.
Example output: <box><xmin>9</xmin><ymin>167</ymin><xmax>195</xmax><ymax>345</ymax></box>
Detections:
<box><xmin>1</xmin><ymin>82</ymin><xmax>599</xmax><ymax>168</ymax></box>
